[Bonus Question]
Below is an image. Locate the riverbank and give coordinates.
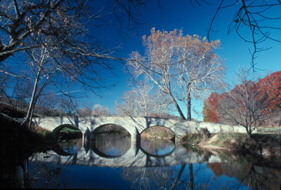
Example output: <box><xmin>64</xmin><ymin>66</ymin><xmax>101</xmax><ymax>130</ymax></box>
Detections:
<box><xmin>0</xmin><ymin>113</ymin><xmax>62</xmax><ymax>169</ymax></box>
<box><xmin>180</xmin><ymin>132</ymin><xmax>281</xmax><ymax>167</ymax></box>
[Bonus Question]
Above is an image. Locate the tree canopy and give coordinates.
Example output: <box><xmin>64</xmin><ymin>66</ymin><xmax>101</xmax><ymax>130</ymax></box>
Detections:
<box><xmin>128</xmin><ymin>28</ymin><xmax>225</xmax><ymax>120</ymax></box>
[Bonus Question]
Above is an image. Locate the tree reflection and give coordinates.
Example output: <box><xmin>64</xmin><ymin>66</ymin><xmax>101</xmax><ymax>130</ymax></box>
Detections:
<box><xmin>189</xmin><ymin>164</ymin><xmax>194</xmax><ymax>190</ymax></box>
<box><xmin>121</xmin><ymin>166</ymin><xmax>172</xmax><ymax>190</ymax></box>
<box><xmin>207</xmin><ymin>157</ymin><xmax>281</xmax><ymax>189</ymax></box>
<box><xmin>169</xmin><ymin>164</ymin><xmax>186</xmax><ymax>190</ymax></box>
<box><xmin>121</xmin><ymin>163</ymin><xmax>197</xmax><ymax>190</ymax></box>
<box><xmin>122</xmin><ymin>146</ymin><xmax>281</xmax><ymax>190</ymax></box>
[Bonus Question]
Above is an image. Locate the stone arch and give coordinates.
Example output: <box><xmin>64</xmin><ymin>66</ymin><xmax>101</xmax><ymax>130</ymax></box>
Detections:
<box><xmin>52</xmin><ymin>124</ymin><xmax>82</xmax><ymax>142</ymax></box>
<box><xmin>140</xmin><ymin>125</ymin><xmax>175</xmax><ymax>141</ymax></box>
<box><xmin>91</xmin><ymin>123</ymin><xmax>131</xmax><ymax>158</ymax></box>
<box><xmin>90</xmin><ymin>118</ymin><xmax>139</xmax><ymax>141</ymax></box>
<box><xmin>92</xmin><ymin>123</ymin><xmax>131</xmax><ymax>136</ymax></box>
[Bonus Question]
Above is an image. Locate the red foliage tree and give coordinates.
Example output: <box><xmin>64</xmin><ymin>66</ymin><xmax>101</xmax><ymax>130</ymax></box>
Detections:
<box><xmin>203</xmin><ymin>92</ymin><xmax>219</xmax><ymax>123</ymax></box>
<box><xmin>203</xmin><ymin>70</ymin><xmax>281</xmax><ymax>130</ymax></box>
<box><xmin>257</xmin><ymin>71</ymin><xmax>281</xmax><ymax>114</ymax></box>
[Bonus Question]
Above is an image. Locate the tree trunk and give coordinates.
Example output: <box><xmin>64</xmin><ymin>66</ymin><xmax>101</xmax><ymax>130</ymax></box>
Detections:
<box><xmin>187</xmin><ymin>90</ymin><xmax>191</xmax><ymax>121</ymax></box>
<box><xmin>247</xmin><ymin>129</ymin><xmax>252</xmax><ymax>138</ymax></box>
<box><xmin>246</xmin><ymin>123</ymin><xmax>252</xmax><ymax>138</ymax></box>
<box><xmin>181</xmin><ymin>77</ymin><xmax>191</xmax><ymax>121</ymax></box>
<box><xmin>189</xmin><ymin>164</ymin><xmax>194</xmax><ymax>190</ymax></box>
<box><xmin>168</xmin><ymin>92</ymin><xmax>186</xmax><ymax>120</ymax></box>
<box><xmin>21</xmin><ymin>68</ymin><xmax>41</xmax><ymax>127</ymax></box>
<box><xmin>169</xmin><ymin>164</ymin><xmax>186</xmax><ymax>190</ymax></box>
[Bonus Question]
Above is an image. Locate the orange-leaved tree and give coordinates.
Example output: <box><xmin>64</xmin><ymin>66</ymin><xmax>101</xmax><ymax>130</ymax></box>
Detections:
<box><xmin>203</xmin><ymin>92</ymin><xmax>219</xmax><ymax>123</ymax></box>
<box><xmin>257</xmin><ymin>71</ymin><xmax>281</xmax><ymax>114</ymax></box>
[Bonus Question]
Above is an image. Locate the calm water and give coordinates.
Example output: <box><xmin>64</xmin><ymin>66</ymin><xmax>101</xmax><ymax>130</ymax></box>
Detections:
<box><xmin>1</xmin><ymin>133</ymin><xmax>281</xmax><ymax>189</ymax></box>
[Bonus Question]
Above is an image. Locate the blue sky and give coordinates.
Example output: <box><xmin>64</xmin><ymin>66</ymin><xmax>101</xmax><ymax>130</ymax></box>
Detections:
<box><xmin>77</xmin><ymin>1</ymin><xmax>281</xmax><ymax>120</ymax></box>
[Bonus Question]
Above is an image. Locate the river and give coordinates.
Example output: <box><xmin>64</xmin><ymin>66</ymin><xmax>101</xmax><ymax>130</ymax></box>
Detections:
<box><xmin>1</xmin><ymin>132</ymin><xmax>281</xmax><ymax>189</ymax></box>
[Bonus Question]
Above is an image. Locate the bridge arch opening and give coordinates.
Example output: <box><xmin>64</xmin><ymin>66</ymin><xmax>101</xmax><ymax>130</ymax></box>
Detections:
<box><xmin>140</xmin><ymin>126</ymin><xmax>176</xmax><ymax>157</ymax></box>
<box><xmin>92</xmin><ymin>123</ymin><xmax>131</xmax><ymax>136</ymax></box>
<box><xmin>91</xmin><ymin>124</ymin><xmax>131</xmax><ymax>158</ymax></box>
<box><xmin>51</xmin><ymin>124</ymin><xmax>83</xmax><ymax>154</ymax></box>
<box><xmin>140</xmin><ymin>126</ymin><xmax>175</xmax><ymax>141</ymax></box>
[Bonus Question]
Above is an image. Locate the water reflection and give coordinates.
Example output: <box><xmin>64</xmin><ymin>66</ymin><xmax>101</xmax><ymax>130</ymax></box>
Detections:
<box><xmin>121</xmin><ymin>165</ymin><xmax>173</xmax><ymax>190</ymax></box>
<box><xmin>140</xmin><ymin>138</ymin><xmax>175</xmax><ymax>157</ymax></box>
<box><xmin>121</xmin><ymin>158</ymin><xmax>281</xmax><ymax>190</ymax></box>
<box><xmin>91</xmin><ymin>133</ymin><xmax>131</xmax><ymax>158</ymax></box>
<box><xmin>207</xmin><ymin>160</ymin><xmax>281</xmax><ymax>190</ymax></box>
<box><xmin>1</xmin><ymin>132</ymin><xmax>281</xmax><ymax>189</ymax></box>
<box><xmin>58</xmin><ymin>138</ymin><xmax>82</xmax><ymax>154</ymax></box>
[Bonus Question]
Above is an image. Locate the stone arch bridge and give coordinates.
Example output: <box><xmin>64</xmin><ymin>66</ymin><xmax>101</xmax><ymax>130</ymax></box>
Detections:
<box><xmin>33</xmin><ymin>116</ymin><xmax>247</xmax><ymax>143</ymax></box>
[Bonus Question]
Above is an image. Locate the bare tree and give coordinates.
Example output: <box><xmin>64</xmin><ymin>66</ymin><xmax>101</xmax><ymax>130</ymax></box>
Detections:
<box><xmin>128</xmin><ymin>28</ymin><xmax>225</xmax><ymax>121</ymax></box>
<box><xmin>0</xmin><ymin>0</ymin><xmax>145</xmax><ymax>62</ymax></box>
<box><xmin>35</xmin><ymin>91</ymin><xmax>59</xmax><ymax>116</ymax></box>
<box><xmin>0</xmin><ymin>0</ymin><xmax>147</xmax><ymax>127</ymax></box>
<box><xmin>76</xmin><ymin>106</ymin><xmax>92</xmax><ymax>116</ymax></box>
<box><xmin>176</xmin><ymin>34</ymin><xmax>225</xmax><ymax>120</ymax></box>
<box><xmin>218</xmin><ymin>68</ymin><xmax>264</xmax><ymax>137</ymax></box>
<box><xmin>202</xmin><ymin>0</ymin><xmax>281</xmax><ymax>70</ymax></box>
<box><xmin>115</xmin><ymin>81</ymin><xmax>170</xmax><ymax>117</ymax></box>
<box><xmin>92</xmin><ymin>104</ymin><xmax>110</xmax><ymax>116</ymax></box>
<box><xmin>11</xmin><ymin>79</ymin><xmax>32</xmax><ymax>110</ymax></box>
<box><xmin>58</xmin><ymin>96</ymin><xmax>78</xmax><ymax>116</ymax></box>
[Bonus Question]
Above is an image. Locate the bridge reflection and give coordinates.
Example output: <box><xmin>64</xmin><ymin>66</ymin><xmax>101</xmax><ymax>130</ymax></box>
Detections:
<box><xmin>90</xmin><ymin>133</ymin><xmax>131</xmax><ymax>158</ymax></box>
<box><xmin>30</xmin><ymin>135</ymin><xmax>224</xmax><ymax>167</ymax></box>
<box><xmin>140</xmin><ymin>138</ymin><xmax>176</xmax><ymax>157</ymax></box>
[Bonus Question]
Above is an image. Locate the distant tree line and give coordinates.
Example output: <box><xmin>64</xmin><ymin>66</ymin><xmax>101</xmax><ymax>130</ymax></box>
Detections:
<box><xmin>203</xmin><ymin>70</ymin><xmax>281</xmax><ymax>136</ymax></box>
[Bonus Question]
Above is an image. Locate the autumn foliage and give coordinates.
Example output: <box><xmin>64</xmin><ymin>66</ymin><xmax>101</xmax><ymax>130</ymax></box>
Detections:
<box><xmin>203</xmin><ymin>92</ymin><xmax>219</xmax><ymax>123</ymax></box>
<box><xmin>257</xmin><ymin>71</ymin><xmax>281</xmax><ymax>113</ymax></box>
<box><xmin>203</xmin><ymin>71</ymin><xmax>281</xmax><ymax>126</ymax></box>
